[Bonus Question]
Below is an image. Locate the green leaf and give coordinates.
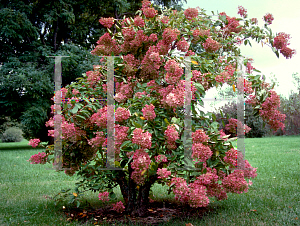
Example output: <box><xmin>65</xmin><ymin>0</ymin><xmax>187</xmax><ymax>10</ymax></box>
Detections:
<box><xmin>164</xmin><ymin>118</ymin><xmax>170</xmax><ymax>125</ymax></box>
<box><xmin>132</xmin><ymin>121</ymin><xmax>142</xmax><ymax>128</ymax></box>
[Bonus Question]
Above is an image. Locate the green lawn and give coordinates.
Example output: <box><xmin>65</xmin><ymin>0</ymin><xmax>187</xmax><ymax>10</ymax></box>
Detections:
<box><xmin>0</xmin><ymin>136</ymin><xmax>299</xmax><ymax>225</ymax></box>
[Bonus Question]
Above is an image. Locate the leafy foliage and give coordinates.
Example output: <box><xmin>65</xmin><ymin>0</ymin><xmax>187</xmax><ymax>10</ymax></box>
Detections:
<box><xmin>1</xmin><ymin>127</ymin><xmax>24</xmax><ymax>143</ymax></box>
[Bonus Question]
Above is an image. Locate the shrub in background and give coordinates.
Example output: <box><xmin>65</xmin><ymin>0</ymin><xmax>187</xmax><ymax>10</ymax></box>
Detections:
<box><xmin>0</xmin><ymin>116</ymin><xmax>23</xmax><ymax>137</ymax></box>
<box><xmin>213</xmin><ymin>101</ymin><xmax>270</xmax><ymax>138</ymax></box>
<box><xmin>278</xmin><ymin>92</ymin><xmax>300</xmax><ymax>135</ymax></box>
<box><xmin>1</xmin><ymin>127</ymin><xmax>24</xmax><ymax>143</ymax></box>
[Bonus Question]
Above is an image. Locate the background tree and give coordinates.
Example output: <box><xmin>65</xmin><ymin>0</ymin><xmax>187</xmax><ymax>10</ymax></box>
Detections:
<box><xmin>0</xmin><ymin>0</ymin><xmax>186</xmax><ymax>141</ymax></box>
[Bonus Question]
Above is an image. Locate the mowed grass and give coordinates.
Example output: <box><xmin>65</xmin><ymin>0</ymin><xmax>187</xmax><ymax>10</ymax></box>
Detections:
<box><xmin>0</xmin><ymin>136</ymin><xmax>299</xmax><ymax>225</ymax></box>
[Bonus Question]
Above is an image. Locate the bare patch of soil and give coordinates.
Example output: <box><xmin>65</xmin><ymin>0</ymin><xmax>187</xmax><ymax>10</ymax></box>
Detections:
<box><xmin>63</xmin><ymin>200</ymin><xmax>214</xmax><ymax>225</ymax></box>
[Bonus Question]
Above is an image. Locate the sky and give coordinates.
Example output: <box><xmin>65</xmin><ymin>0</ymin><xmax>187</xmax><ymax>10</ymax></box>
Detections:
<box><xmin>183</xmin><ymin>0</ymin><xmax>300</xmax><ymax>112</ymax></box>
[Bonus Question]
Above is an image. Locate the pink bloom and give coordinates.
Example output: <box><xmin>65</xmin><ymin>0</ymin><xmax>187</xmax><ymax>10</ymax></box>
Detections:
<box><xmin>164</xmin><ymin>124</ymin><xmax>179</xmax><ymax>143</ymax></box>
<box><xmin>142</xmin><ymin>0</ymin><xmax>151</xmax><ymax>8</ymax></box>
<box><xmin>142</xmin><ymin>104</ymin><xmax>156</xmax><ymax>120</ymax></box>
<box><xmin>251</xmin><ymin>18</ymin><xmax>258</xmax><ymax>25</ymax></box>
<box><xmin>99</xmin><ymin>17</ymin><xmax>114</xmax><ymax>28</ymax></box>
<box><xmin>28</xmin><ymin>138</ymin><xmax>40</xmax><ymax>148</ymax></box>
<box><xmin>263</xmin><ymin>13</ymin><xmax>274</xmax><ymax>25</ymax></box>
<box><xmin>225</xmin><ymin>118</ymin><xmax>251</xmax><ymax>134</ymax></box>
<box><xmin>222</xmin><ymin>170</ymin><xmax>249</xmax><ymax>194</ymax></box>
<box><xmin>131</xmin><ymin>149</ymin><xmax>151</xmax><ymax>171</ymax></box>
<box><xmin>98</xmin><ymin>191</ymin><xmax>109</xmax><ymax>202</ymax></box>
<box><xmin>88</xmin><ymin>131</ymin><xmax>106</xmax><ymax>148</ymax></box>
<box><xmin>134</xmin><ymin>16</ymin><xmax>145</xmax><ymax>27</ymax></box>
<box><xmin>224</xmin><ymin>148</ymin><xmax>238</xmax><ymax>166</ymax></box>
<box><xmin>162</xmin><ymin>28</ymin><xmax>180</xmax><ymax>45</ymax></box>
<box><xmin>237</xmin><ymin>6</ymin><xmax>247</xmax><ymax>18</ymax></box>
<box><xmin>161</xmin><ymin>16</ymin><xmax>169</xmax><ymax>24</ymax></box>
<box><xmin>72</xmin><ymin>89</ymin><xmax>80</xmax><ymax>95</ymax></box>
<box><xmin>112</xmin><ymin>201</ymin><xmax>125</xmax><ymax>213</ymax></box>
<box><xmin>28</xmin><ymin>152</ymin><xmax>47</xmax><ymax>164</ymax></box>
<box><xmin>155</xmin><ymin>154</ymin><xmax>168</xmax><ymax>163</ymax></box>
<box><xmin>90</xmin><ymin>106</ymin><xmax>107</xmax><ymax>128</ymax></box>
<box><xmin>274</xmin><ymin>32</ymin><xmax>291</xmax><ymax>49</ymax></box>
<box><xmin>170</xmin><ymin>177</ymin><xmax>190</xmax><ymax>203</ymax></box>
<box><xmin>149</xmin><ymin>33</ymin><xmax>158</xmax><ymax>42</ymax></box>
<box><xmin>157</xmin><ymin>168</ymin><xmax>171</xmax><ymax>179</ymax></box>
<box><xmin>176</xmin><ymin>38</ymin><xmax>190</xmax><ymax>52</ymax></box>
<box><xmin>280</xmin><ymin>46</ymin><xmax>296</xmax><ymax>59</ymax></box>
<box><xmin>142</xmin><ymin>7</ymin><xmax>157</xmax><ymax>18</ymax></box>
<box><xmin>184</xmin><ymin>8</ymin><xmax>198</xmax><ymax>20</ymax></box>
<box><xmin>243</xmin><ymin>160</ymin><xmax>258</xmax><ymax>179</ymax></box>
<box><xmin>192</xmin><ymin>143</ymin><xmax>213</xmax><ymax>163</ymax></box>
<box><xmin>219</xmin><ymin>129</ymin><xmax>228</xmax><ymax>141</ymax></box>
<box><xmin>202</xmin><ymin>37</ymin><xmax>221</xmax><ymax>52</ymax></box>
<box><xmin>188</xmin><ymin>183</ymin><xmax>209</xmax><ymax>208</ymax></box>
<box><xmin>115</xmin><ymin>107</ymin><xmax>131</xmax><ymax>122</ymax></box>
<box><xmin>192</xmin><ymin>129</ymin><xmax>209</xmax><ymax>143</ymax></box>
<box><xmin>132</xmin><ymin>128</ymin><xmax>152</xmax><ymax>149</ymax></box>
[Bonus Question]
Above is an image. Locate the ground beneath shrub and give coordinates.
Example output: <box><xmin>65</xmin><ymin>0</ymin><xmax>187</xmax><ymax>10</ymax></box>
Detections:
<box><xmin>63</xmin><ymin>200</ymin><xmax>214</xmax><ymax>225</ymax></box>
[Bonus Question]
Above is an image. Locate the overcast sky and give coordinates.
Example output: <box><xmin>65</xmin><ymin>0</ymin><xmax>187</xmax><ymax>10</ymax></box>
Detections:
<box><xmin>183</xmin><ymin>0</ymin><xmax>300</xmax><ymax>112</ymax></box>
<box><xmin>57</xmin><ymin>1</ymin><xmax>299</xmax><ymax>99</ymax></box>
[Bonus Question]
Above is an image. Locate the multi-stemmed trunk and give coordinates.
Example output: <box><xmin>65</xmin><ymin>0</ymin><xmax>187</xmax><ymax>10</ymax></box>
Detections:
<box><xmin>115</xmin><ymin>163</ymin><xmax>157</xmax><ymax>217</ymax></box>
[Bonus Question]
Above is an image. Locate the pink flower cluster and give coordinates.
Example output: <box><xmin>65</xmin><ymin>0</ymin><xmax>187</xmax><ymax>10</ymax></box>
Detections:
<box><xmin>263</xmin><ymin>13</ymin><xmax>274</xmax><ymax>25</ymax></box>
<box><xmin>142</xmin><ymin>104</ymin><xmax>156</xmax><ymax>120</ymax></box>
<box><xmin>184</xmin><ymin>8</ymin><xmax>198</xmax><ymax>20</ymax></box>
<box><xmin>115</xmin><ymin>82</ymin><xmax>134</xmax><ymax>103</ymax></box>
<box><xmin>192</xmin><ymin>129</ymin><xmax>209</xmax><ymax>143</ymax></box>
<box><xmin>91</xmin><ymin>33</ymin><xmax>120</xmax><ymax>56</ymax></box>
<box><xmin>99</xmin><ymin>17</ymin><xmax>114</xmax><ymax>28</ymax></box>
<box><xmin>244</xmin><ymin>160</ymin><xmax>258</xmax><ymax>178</ymax></box>
<box><xmin>176</xmin><ymin>38</ymin><xmax>190</xmax><ymax>52</ymax></box>
<box><xmin>157</xmin><ymin>168</ymin><xmax>171</xmax><ymax>179</ymax></box>
<box><xmin>170</xmin><ymin>177</ymin><xmax>190</xmax><ymax>203</ymax></box>
<box><xmin>90</xmin><ymin>106</ymin><xmax>107</xmax><ymax>128</ymax></box>
<box><xmin>220</xmin><ymin>12</ymin><xmax>242</xmax><ymax>34</ymax></box>
<box><xmin>134</xmin><ymin>16</ymin><xmax>145</xmax><ymax>27</ymax></box>
<box><xmin>259</xmin><ymin>90</ymin><xmax>286</xmax><ymax>131</ymax></box>
<box><xmin>164</xmin><ymin>59</ymin><xmax>184</xmax><ymax>84</ymax></box>
<box><xmin>246</xmin><ymin>59</ymin><xmax>255</xmax><ymax>74</ymax></box>
<box><xmin>171</xmin><ymin>176</ymin><xmax>211</xmax><ymax>208</ymax></box>
<box><xmin>114</xmin><ymin>125</ymin><xmax>130</xmax><ymax>155</ymax></box>
<box><xmin>251</xmin><ymin>18</ymin><xmax>258</xmax><ymax>25</ymax></box>
<box><xmin>202</xmin><ymin>37</ymin><xmax>221</xmax><ymax>52</ymax></box>
<box><xmin>225</xmin><ymin>118</ymin><xmax>251</xmax><ymax>135</ymax></box>
<box><xmin>132</xmin><ymin>128</ymin><xmax>152</xmax><ymax>149</ymax></box>
<box><xmin>141</xmin><ymin>46</ymin><xmax>162</xmax><ymax>78</ymax></box>
<box><xmin>273</xmin><ymin>32</ymin><xmax>295</xmax><ymax>59</ymax></box>
<box><xmin>164</xmin><ymin>124</ymin><xmax>179</xmax><ymax>150</ymax></box>
<box><xmin>222</xmin><ymin>169</ymin><xmax>249</xmax><ymax>194</ymax></box>
<box><xmin>86</xmin><ymin>71</ymin><xmax>101</xmax><ymax>87</ymax></box>
<box><xmin>98</xmin><ymin>191</ymin><xmax>109</xmax><ymax>202</ymax></box>
<box><xmin>112</xmin><ymin>201</ymin><xmax>125</xmax><ymax>213</ymax></box>
<box><xmin>219</xmin><ymin>129</ymin><xmax>228</xmax><ymax>141</ymax></box>
<box><xmin>88</xmin><ymin>131</ymin><xmax>106</xmax><ymax>148</ymax></box>
<box><xmin>28</xmin><ymin>138</ymin><xmax>40</xmax><ymax>148</ymax></box>
<box><xmin>142</xmin><ymin>0</ymin><xmax>157</xmax><ymax>18</ymax></box>
<box><xmin>192</xmin><ymin>143</ymin><xmax>213</xmax><ymax>163</ymax></box>
<box><xmin>192</xmin><ymin>29</ymin><xmax>210</xmax><ymax>43</ymax></box>
<box><xmin>238</xmin><ymin>6</ymin><xmax>247</xmax><ymax>18</ymax></box>
<box><xmin>115</xmin><ymin>107</ymin><xmax>131</xmax><ymax>122</ymax></box>
<box><xmin>154</xmin><ymin>154</ymin><xmax>168</xmax><ymax>163</ymax></box>
<box><xmin>188</xmin><ymin>183</ymin><xmax>209</xmax><ymax>208</ymax></box>
<box><xmin>162</xmin><ymin>28</ymin><xmax>180</xmax><ymax>45</ymax></box>
<box><xmin>215</xmin><ymin>64</ymin><xmax>235</xmax><ymax>83</ymax></box>
<box><xmin>28</xmin><ymin>152</ymin><xmax>47</xmax><ymax>164</ymax></box>
<box><xmin>131</xmin><ymin>149</ymin><xmax>151</xmax><ymax>185</ymax></box>
<box><xmin>224</xmin><ymin>148</ymin><xmax>238</xmax><ymax>167</ymax></box>
<box><xmin>72</xmin><ymin>89</ymin><xmax>80</xmax><ymax>95</ymax></box>
<box><xmin>191</xmin><ymin>70</ymin><xmax>210</xmax><ymax>90</ymax></box>
<box><xmin>161</xmin><ymin>16</ymin><xmax>169</xmax><ymax>24</ymax></box>
<box><xmin>164</xmin><ymin>80</ymin><xmax>197</xmax><ymax>108</ymax></box>
<box><xmin>194</xmin><ymin>168</ymin><xmax>227</xmax><ymax>201</ymax></box>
